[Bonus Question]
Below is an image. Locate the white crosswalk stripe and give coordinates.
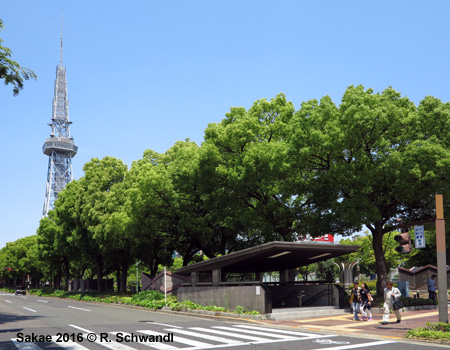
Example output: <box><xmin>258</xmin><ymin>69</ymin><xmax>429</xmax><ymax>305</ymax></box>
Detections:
<box><xmin>51</xmin><ymin>336</ymin><xmax>90</xmax><ymax>349</ymax></box>
<box><xmin>212</xmin><ymin>326</ymin><xmax>298</xmax><ymax>339</ymax></box>
<box><xmin>137</xmin><ymin>330</ymin><xmax>213</xmax><ymax>348</ymax></box>
<box><xmin>188</xmin><ymin>327</ymin><xmax>267</xmax><ymax>342</ymax></box>
<box><xmin>166</xmin><ymin>328</ymin><xmax>244</xmax><ymax>345</ymax></box>
<box><xmin>11</xmin><ymin>339</ymin><xmax>43</xmax><ymax>350</ymax></box>
<box><xmin>232</xmin><ymin>324</ymin><xmax>320</xmax><ymax>337</ymax></box>
<box><xmin>9</xmin><ymin>323</ymin><xmax>396</xmax><ymax>350</ymax></box>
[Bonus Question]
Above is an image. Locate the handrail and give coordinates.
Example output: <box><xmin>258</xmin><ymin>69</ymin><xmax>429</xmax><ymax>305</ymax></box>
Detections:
<box><xmin>273</xmin><ymin>290</ymin><xmax>302</xmax><ymax>308</ymax></box>
<box><xmin>302</xmin><ymin>287</ymin><xmax>332</xmax><ymax>307</ymax></box>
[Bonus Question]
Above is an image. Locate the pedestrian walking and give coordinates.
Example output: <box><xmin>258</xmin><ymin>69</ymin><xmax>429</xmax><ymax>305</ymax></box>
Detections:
<box><xmin>349</xmin><ymin>281</ymin><xmax>361</xmax><ymax>321</ymax></box>
<box><xmin>381</xmin><ymin>281</ymin><xmax>402</xmax><ymax>325</ymax></box>
<box><xmin>360</xmin><ymin>282</ymin><xmax>373</xmax><ymax>321</ymax></box>
<box><xmin>427</xmin><ymin>274</ymin><xmax>438</xmax><ymax>300</ymax></box>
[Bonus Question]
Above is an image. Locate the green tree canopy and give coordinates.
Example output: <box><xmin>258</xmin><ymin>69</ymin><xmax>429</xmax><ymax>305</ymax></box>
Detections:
<box><xmin>288</xmin><ymin>85</ymin><xmax>450</xmax><ymax>295</ymax></box>
<box><xmin>0</xmin><ymin>19</ymin><xmax>36</xmax><ymax>96</ymax></box>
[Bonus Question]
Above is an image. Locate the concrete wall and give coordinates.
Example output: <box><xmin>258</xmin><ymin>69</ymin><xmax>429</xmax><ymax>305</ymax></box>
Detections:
<box><xmin>177</xmin><ymin>285</ymin><xmax>271</xmax><ymax>314</ymax></box>
<box><xmin>68</xmin><ymin>279</ymin><xmax>113</xmax><ymax>292</ymax></box>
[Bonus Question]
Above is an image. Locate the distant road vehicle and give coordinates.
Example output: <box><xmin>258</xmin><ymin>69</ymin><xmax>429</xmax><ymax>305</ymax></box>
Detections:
<box><xmin>15</xmin><ymin>285</ymin><xmax>26</xmax><ymax>295</ymax></box>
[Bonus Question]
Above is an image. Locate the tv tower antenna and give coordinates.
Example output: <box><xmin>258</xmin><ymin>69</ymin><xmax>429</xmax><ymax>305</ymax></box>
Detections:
<box><xmin>42</xmin><ymin>15</ymin><xmax>78</xmax><ymax>217</ymax></box>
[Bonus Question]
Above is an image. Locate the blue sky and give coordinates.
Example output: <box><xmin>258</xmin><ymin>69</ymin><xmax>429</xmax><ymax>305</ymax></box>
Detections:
<box><xmin>1</xmin><ymin>1</ymin><xmax>450</xmax><ymax>250</ymax></box>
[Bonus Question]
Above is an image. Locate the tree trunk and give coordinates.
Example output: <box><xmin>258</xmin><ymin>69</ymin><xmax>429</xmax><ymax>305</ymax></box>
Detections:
<box><xmin>96</xmin><ymin>255</ymin><xmax>103</xmax><ymax>292</ymax></box>
<box><xmin>120</xmin><ymin>261</ymin><xmax>128</xmax><ymax>292</ymax></box>
<box><xmin>63</xmin><ymin>257</ymin><xmax>70</xmax><ymax>291</ymax></box>
<box><xmin>116</xmin><ymin>268</ymin><xmax>121</xmax><ymax>292</ymax></box>
<box><xmin>371</xmin><ymin>222</ymin><xmax>388</xmax><ymax>296</ymax></box>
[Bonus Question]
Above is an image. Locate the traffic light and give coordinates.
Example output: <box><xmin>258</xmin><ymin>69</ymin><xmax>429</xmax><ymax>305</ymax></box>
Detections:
<box><xmin>395</xmin><ymin>228</ymin><xmax>412</xmax><ymax>254</ymax></box>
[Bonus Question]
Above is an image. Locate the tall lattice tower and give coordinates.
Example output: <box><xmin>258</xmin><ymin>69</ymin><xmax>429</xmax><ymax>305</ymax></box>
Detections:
<box><xmin>42</xmin><ymin>22</ymin><xmax>77</xmax><ymax>217</ymax></box>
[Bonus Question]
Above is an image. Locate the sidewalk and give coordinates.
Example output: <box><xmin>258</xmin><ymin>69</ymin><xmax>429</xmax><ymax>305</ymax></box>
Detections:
<box><xmin>259</xmin><ymin>309</ymin><xmax>449</xmax><ymax>340</ymax></box>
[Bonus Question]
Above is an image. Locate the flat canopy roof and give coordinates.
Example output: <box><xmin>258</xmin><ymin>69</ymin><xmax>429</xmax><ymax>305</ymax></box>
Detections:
<box><xmin>176</xmin><ymin>241</ymin><xmax>360</xmax><ymax>274</ymax></box>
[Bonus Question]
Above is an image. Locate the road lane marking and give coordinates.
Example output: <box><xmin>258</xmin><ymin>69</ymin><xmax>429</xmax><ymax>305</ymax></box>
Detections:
<box><xmin>22</xmin><ymin>307</ymin><xmax>37</xmax><ymax>313</ymax></box>
<box><xmin>51</xmin><ymin>336</ymin><xmax>89</xmax><ymax>349</ymax></box>
<box><xmin>11</xmin><ymin>338</ymin><xmax>43</xmax><ymax>349</ymax></box>
<box><xmin>150</xmin><ymin>322</ymin><xmax>183</xmax><ymax>329</ymax></box>
<box><xmin>67</xmin><ymin>306</ymin><xmax>91</xmax><ymax>312</ymax></box>
<box><xmin>110</xmin><ymin>332</ymin><xmax>176</xmax><ymax>349</ymax></box>
<box><xmin>311</xmin><ymin>340</ymin><xmax>395</xmax><ymax>350</ymax></box>
<box><xmin>138</xmin><ymin>330</ymin><xmax>212</xmax><ymax>348</ymax></box>
<box><xmin>69</xmin><ymin>325</ymin><xmax>94</xmax><ymax>333</ymax></box>
<box><xmin>5</xmin><ymin>300</ymin><xmax>12</xmax><ymax>303</ymax></box>
<box><xmin>166</xmin><ymin>328</ymin><xmax>244</xmax><ymax>344</ymax></box>
<box><xmin>37</xmin><ymin>300</ymin><xmax>48</xmax><ymax>303</ymax></box>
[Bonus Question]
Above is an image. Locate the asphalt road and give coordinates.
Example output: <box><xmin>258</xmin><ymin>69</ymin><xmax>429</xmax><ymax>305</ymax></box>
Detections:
<box><xmin>0</xmin><ymin>292</ymin><xmax>447</xmax><ymax>350</ymax></box>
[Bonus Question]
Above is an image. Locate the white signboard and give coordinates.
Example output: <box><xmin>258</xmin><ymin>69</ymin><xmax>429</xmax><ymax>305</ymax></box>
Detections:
<box><xmin>414</xmin><ymin>225</ymin><xmax>425</xmax><ymax>249</ymax></box>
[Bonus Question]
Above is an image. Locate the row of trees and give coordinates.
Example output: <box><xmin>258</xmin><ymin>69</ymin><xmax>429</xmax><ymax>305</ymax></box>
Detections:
<box><xmin>2</xmin><ymin>86</ymin><xmax>449</xmax><ymax>295</ymax></box>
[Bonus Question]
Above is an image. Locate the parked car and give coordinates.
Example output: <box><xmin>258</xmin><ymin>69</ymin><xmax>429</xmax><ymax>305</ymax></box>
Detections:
<box><xmin>15</xmin><ymin>285</ymin><xmax>26</xmax><ymax>295</ymax></box>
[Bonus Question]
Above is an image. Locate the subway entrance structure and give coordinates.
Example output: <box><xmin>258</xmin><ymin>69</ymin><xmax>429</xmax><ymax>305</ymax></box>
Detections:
<box><xmin>175</xmin><ymin>241</ymin><xmax>360</xmax><ymax>318</ymax></box>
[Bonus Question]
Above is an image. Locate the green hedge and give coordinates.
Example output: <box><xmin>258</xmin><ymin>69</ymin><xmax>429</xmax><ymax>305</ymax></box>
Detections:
<box><xmin>1</xmin><ymin>288</ymin><xmax>259</xmax><ymax>315</ymax></box>
<box><xmin>405</xmin><ymin>322</ymin><xmax>450</xmax><ymax>341</ymax></box>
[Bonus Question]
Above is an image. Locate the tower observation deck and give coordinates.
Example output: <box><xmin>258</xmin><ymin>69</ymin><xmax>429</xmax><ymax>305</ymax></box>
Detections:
<box><xmin>42</xmin><ymin>26</ymin><xmax>77</xmax><ymax>217</ymax></box>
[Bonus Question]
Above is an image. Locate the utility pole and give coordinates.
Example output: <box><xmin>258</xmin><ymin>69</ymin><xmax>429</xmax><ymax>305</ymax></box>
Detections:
<box><xmin>435</xmin><ymin>194</ymin><xmax>448</xmax><ymax>323</ymax></box>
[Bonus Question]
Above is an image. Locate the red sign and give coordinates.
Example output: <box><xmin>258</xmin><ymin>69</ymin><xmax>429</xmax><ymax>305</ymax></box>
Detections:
<box><xmin>311</xmin><ymin>234</ymin><xmax>334</xmax><ymax>243</ymax></box>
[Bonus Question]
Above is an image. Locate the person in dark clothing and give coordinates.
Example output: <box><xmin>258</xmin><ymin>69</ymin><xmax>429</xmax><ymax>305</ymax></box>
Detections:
<box><xmin>428</xmin><ymin>274</ymin><xmax>438</xmax><ymax>300</ymax></box>
<box><xmin>360</xmin><ymin>282</ymin><xmax>373</xmax><ymax>321</ymax></box>
<box><xmin>349</xmin><ymin>281</ymin><xmax>361</xmax><ymax>321</ymax></box>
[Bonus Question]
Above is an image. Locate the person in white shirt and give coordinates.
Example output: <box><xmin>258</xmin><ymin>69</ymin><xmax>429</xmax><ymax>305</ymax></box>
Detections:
<box><xmin>381</xmin><ymin>281</ymin><xmax>402</xmax><ymax>325</ymax></box>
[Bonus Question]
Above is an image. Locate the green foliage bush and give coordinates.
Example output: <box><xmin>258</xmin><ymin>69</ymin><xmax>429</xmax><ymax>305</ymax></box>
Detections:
<box><xmin>170</xmin><ymin>300</ymin><xmax>200</xmax><ymax>311</ymax></box>
<box><xmin>405</xmin><ymin>322</ymin><xmax>450</xmax><ymax>341</ymax></box>
<box><xmin>131</xmin><ymin>290</ymin><xmax>164</xmax><ymax>303</ymax></box>
<box><xmin>235</xmin><ymin>305</ymin><xmax>244</xmax><ymax>314</ymax></box>
<box><xmin>400</xmin><ymin>297</ymin><xmax>437</xmax><ymax>307</ymax></box>
<box><xmin>361</xmin><ymin>281</ymin><xmax>377</xmax><ymax>292</ymax></box>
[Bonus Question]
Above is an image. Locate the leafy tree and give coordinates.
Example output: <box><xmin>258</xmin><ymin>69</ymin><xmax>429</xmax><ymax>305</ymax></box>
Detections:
<box><xmin>315</xmin><ymin>260</ymin><xmax>338</xmax><ymax>282</ymax></box>
<box><xmin>337</xmin><ymin>232</ymin><xmax>409</xmax><ymax>277</ymax></box>
<box><xmin>0</xmin><ymin>236</ymin><xmax>43</xmax><ymax>287</ymax></box>
<box><xmin>46</xmin><ymin>157</ymin><xmax>128</xmax><ymax>291</ymax></box>
<box><xmin>37</xmin><ymin>211</ymin><xmax>71</xmax><ymax>289</ymax></box>
<box><xmin>121</xmin><ymin>149</ymin><xmax>176</xmax><ymax>273</ymax></box>
<box><xmin>201</xmin><ymin>94</ymin><xmax>302</xmax><ymax>248</ymax></box>
<box><xmin>288</xmin><ymin>85</ymin><xmax>450</xmax><ymax>295</ymax></box>
<box><xmin>0</xmin><ymin>19</ymin><xmax>36</xmax><ymax>95</ymax></box>
<box><xmin>78</xmin><ymin>157</ymin><xmax>128</xmax><ymax>291</ymax></box>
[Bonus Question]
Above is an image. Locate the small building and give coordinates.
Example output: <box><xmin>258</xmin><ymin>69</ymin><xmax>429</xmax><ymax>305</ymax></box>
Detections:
<box><xmin>398</xmin><ymin>264</ymin><xmax>450</xmax><ymax>290</ymax></box>
<box><xmin>141</xmin><ymin>270</ymin><xmax>188</xmax><ymax>294</ymax></box>
<box><xmin>175</xmin><ymin>241</ymin><xmax>359</xmax><ymax>314</ymax></box>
